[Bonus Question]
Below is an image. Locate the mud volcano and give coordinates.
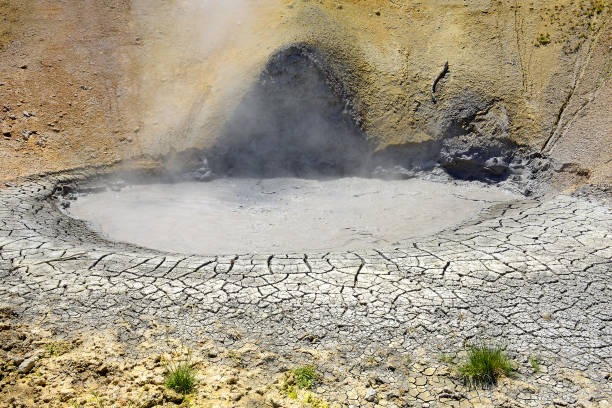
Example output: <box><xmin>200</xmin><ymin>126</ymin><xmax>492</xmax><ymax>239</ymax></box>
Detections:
<box><xmin>62</xmin><ymin>45</ymin><xmax>526</xmax><ymax>255</ymax></box>
<box><xmin>1</xmin><ymin>38</ymin><xmax>611</xmax><ymax>408</ymax></box>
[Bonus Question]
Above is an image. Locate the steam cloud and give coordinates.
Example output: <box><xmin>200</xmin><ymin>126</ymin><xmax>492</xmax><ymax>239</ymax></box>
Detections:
<box><xmin>130</xmin><ymin>0</ymin><xmax>255</xmax><ymax>156</ymax></box>
<box><xmin>210</xmin><ymin>44</ymin><xmax>372</xmax><ymax>178</ymax></box>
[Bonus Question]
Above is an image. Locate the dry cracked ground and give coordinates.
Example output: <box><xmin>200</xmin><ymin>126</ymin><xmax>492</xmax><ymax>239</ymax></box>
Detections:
<box><xmin>0</xmin><ymin>171</ymin><xmax>610</xmax><ymax>408</ymax></box>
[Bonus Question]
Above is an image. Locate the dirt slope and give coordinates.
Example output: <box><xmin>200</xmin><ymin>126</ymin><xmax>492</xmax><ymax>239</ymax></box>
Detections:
<box><xmin>0</xmin><ymin>0</ymin><xmax>610</xmax><ymax>184</ymax></box>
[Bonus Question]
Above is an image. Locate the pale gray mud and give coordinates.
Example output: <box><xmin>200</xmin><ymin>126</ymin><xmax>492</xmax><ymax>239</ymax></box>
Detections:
<box><xmin>66</xmin><ymin>178</ymin><xmax>521</xmax><ymax>254</ymax></box>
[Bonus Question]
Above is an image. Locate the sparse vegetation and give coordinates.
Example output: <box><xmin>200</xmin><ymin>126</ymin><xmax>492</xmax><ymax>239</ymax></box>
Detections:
<box><xmin>306</xmin><ymin>393</ymin><xmax>329</xmax><ymax>408</ymax></box>
<box><xmin>529</xmin><ymin>356</ymin><xmax>541</xmax><ymax>373</ymax></box>
<box><xmin>294</xmin><ymin>366</ymin><xmax>318</xmax><ymax>390</ymax></box>
<box><xmin>227</xmin><ymin>350</ymin><xmax>243</xmax><ymax>363</ymax></box>
<box><xmin>90</xmin><ymin>392</ymin><xmax>105</xmax><ymax>408</ymax></box>
<box><xmin>45</xmin><ymin>341</ymin><xmax>72</xmax><ymax>357</ymax></box>
<box><xmin>165</xmin><ymin>354</ymin><xmax>196</xmax><ymax>394</ymax></box>
<box><xmin>587</xmin><ymin>0</ymin><xmax>607</xmax><ymax>15</ymax></box>
<box><xmin>282</xmin><ymin>365</ymin><xmax>319</xmax><ymax>399</ymax></box>
<box><xmin>457</xmin><ymin>344</ymin><xmax>514</xmax><ymax>388</ymax></box>
<box><xmin>439</xmin><ymin>351</ymin><xmax>456</xmax><ymax>364</ymax></box>
<box><xmin>287</xmin><ymin>386</ymin><xmax>298</xmax><ymax>400</ymax></box>
<box><xmin>536</xmin><ymin>32</ymin><xmax>551</xmax><ymax>46</ymax></box>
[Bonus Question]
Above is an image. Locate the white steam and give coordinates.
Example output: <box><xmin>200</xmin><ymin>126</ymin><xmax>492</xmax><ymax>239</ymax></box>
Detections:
<box><xmin>129</xmin><ymin>0</ymin><xmax>262</xmax><ymax>155</ymax></box>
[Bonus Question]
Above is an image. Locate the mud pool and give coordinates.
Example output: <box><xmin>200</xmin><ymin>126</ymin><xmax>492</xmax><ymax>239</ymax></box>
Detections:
<box><xmin>66</xmin><ymin>178</ymin><xmax>521</xmax><ymax>254</ymax></box>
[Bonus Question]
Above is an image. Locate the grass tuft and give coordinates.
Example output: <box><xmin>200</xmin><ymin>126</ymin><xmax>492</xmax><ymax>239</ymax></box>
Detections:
<box><xmin>45</xmin><ymin>341</ymin><xmax>72</xmax><ymax>357</ymax></box>
<box><xmin>457</xmin><ymin>344</ymin><xmax>514</xmax><ymax>388</ymax></box>
<box><xmin>529</xmin><ymin>356</ymin><xmax>541</xmax><ymax>373</ymax></box>
<box><xmin>281</xmin><ymin>365</ymin><xmax>319</xmax><ymax>399</ymax></box>
<box><xmin>293</xmin><ymin>366</ymin><xmax>317</xmax><ymax>390</ymax></box>
<box><xmin>536</xmin><ymin>32</ymin><xmax>551</xmax><ymax>46</ymax></box>
<box><xmin>165</xmin><ymin>354</ymin><xmax>196</xmax><ymax>394</ymax></box>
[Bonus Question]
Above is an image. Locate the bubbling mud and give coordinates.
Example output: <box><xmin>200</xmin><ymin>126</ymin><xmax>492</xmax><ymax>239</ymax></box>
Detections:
<box><xmin>66</xmin><ymin>178</ymin><xmax>520</xmax><ymax>255</ymax></box>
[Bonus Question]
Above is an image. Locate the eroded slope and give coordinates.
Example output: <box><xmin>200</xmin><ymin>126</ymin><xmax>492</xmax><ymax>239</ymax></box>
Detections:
<box><xmin>0</xmin><ymin>0</ymin><xmax>610</xmax><ymax>185</ymax></box>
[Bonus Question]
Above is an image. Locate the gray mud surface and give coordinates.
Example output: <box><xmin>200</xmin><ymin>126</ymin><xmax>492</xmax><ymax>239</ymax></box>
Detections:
<box><xmin>66</xmin><ymin>178</ymin><xmax>521</xmax><ymax>254</ymax></box>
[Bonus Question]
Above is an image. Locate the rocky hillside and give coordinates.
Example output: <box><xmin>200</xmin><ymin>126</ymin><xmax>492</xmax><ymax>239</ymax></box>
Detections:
<box><xmin>0</xmin><ymin>0</ymin><xmax>610</xmax><ymax>184</ymax></box>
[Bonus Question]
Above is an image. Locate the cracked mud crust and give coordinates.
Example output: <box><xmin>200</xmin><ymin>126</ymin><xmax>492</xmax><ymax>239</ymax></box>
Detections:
<box><xmin>0</xmin><ymin>173</ymin><xmax>610</xmax><ymax>406</ymax></box>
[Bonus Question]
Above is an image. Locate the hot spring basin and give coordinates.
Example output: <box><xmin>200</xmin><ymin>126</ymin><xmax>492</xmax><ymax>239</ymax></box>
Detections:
<box><xmin>66</xmin><ymin>177</ymin><xmax>521</xmax><ymax>254</ymax></box>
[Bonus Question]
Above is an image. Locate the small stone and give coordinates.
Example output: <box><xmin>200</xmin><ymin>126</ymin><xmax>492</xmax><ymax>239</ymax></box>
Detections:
<box><xmin>138</xmin><ymin>391</ymin><xmax>164</xmax><ymax>408</ymax></box>
<box><xmin>10</xmin><ymin>355</ymin><xmax>25</xmax><ymax>366</ymax></box>
<box><xmin>97</xmin><ymin>364</ymin><xmax>110</xmax><ymax>376</ymax></box>
<box><xmin>541</xmin><ymin>312</ymin><xmax>551</xmax><ymax>320</ymax></box>
<box><xmin>375</xmin><ymin>10</ymin><xmax>381</xmax><ymax>16</ymax></box>
<box><xmin>163</xmin><ymin>389</ymin><xmax>184</xmax><ymax>404</ymax></box>
<box><xmin>18</xmin><ymin>356</ymin><xmax>38</xmax><ymax>374</ymax></box>
<box><xmin>59</xmin><ymin>388</ymin><xmax>75</xmax><ymax>402</ymax></box>
<box><xmin>19</xmin><ymin>64</ymin><xmax>28</xmax><ymax>69</ymax></box>
<box><xmin>419</xmin><ymin>391</ymin><xmax>433</xmax><ymax>402</ymax></box>
<box><xmin>150</xmin><ymin>374</ymin><xmax>164</xmax><ymax>385</ymax></box>
<box><xmin>415</xmin><ymin>377</ymin><xmax>427</xmax><ymax>386</ymax></box>
<box><xmin>266</xmin><ymin>397</ymin><xmax>282</xmax><ymax>408</ymax></box>
<box><xmin>365</xmin><ymin>387</ymin><xmax>378</xmax><ymax>403</ymax></box>
<box><xmin>230</xmin><ymin>392</ymin><xmax>244</xmax><ymax>401</ymax></box>
<box><xmin>553</xmin><ymin>400</ymin><xmax>568</xmax><ymax>407</ymax></box>
<box><xmin>439</xmin><ymin>386</ymin><xmax>460</xmax><ymax>397</ymax></box>
<box><xmin>386</xmin><ymin>390</ymin><xmax>400</xmax><ymax>399</ymax></box>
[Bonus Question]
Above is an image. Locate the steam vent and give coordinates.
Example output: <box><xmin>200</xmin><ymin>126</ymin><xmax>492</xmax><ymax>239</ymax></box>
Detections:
<box><xmin>1</xmin><ymin>1</ymin><xmax>611</xmax><ymax>407</ymax></box>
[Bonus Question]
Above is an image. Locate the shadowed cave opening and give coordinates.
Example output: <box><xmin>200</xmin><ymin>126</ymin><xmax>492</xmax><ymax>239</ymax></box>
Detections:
<box><xmin>208</xmin><ymin>44</ymin><xmax>372</xmax><ymax>178</ymax></box>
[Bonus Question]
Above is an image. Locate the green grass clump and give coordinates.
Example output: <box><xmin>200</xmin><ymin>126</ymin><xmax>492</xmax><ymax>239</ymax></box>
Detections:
<box><xmin>282</xmin><ymin>365</ymin><xmax>319</xmax><ymax>398</ymax></box>
<box><xmin>165</xmin><ymin>358</ymin><xmax>196</xmax><ymax>394</ymax></box>
<box><xmin>293</xmin><ymin>366</ymin><xmax>317</xmax><ymax>390</ymax></box>
<box><xmin>536</xmin><ymin>33</ymin><xmax>551</xmax><ymax>46</ymax></box>
<box><xmin>457</xmin><ymin>344</ymin><xmax>514</xmax><ymax>388</ymax></box>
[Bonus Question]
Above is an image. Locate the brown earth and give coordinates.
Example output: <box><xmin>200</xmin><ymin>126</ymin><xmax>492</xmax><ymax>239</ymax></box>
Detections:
<box><xmin>0</xmin><ymin>0</ymin><xmax>610</xmax><ymax>183</ymax></box>
<box><xmin>2</xmin><ymin>308</ymin><xmax>608</xmax><ymax>408</ymax></box>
